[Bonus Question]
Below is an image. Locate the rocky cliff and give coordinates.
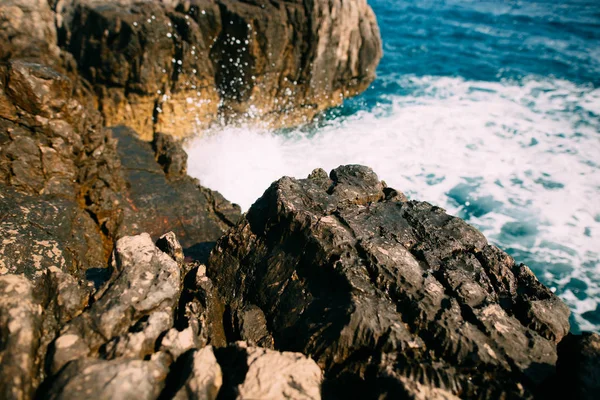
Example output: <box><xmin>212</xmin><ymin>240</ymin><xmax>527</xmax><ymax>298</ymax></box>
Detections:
<box><xmin>1</xmin><ymin>0</ymin><xmax>382</xmax><ymax>139</ymax></box>
<box><xmin>1</xmin><ymin>160</ymin><xmax>598</xmax><ymax>399</ymax></box>
<box><xmin>1</xmin><ymin>1</ymin><xmax>599</xmax><ymax>399</ymax></box>
<box><xmin>0</xmin><ymin>54</ymin><xmax>244</xmax><ymax>399</ymax></box>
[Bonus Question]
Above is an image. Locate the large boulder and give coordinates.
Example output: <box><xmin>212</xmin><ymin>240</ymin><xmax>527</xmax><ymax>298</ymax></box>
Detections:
<box><xmin>208</xmin><ymin>165</ymin><xmax>571</xmax><ymax>399</ymax></box>
<box><xmin>55</xmin><ymin>0</ymin><xmax>381</xmax><ymax>138</ymax></box>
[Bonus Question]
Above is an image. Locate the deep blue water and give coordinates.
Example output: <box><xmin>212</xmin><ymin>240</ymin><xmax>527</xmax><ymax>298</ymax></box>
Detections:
<box><xmin>342</xmin><ymin>0</ymin><xmax>600</xmax><ymax>112</ymax></box>
<box><xmin>188</xmin><ymin>0</ymin><xmax>600</xmax><ymax>332</ymax></box>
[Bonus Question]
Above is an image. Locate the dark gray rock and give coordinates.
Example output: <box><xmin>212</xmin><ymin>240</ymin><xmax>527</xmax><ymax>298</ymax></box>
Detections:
<box><xmin>153</xmin><ymin>132</ymin><xmax>188</xmax><ymax>180</ymax></box>
<box><xmin>112</xmin><ymin>125</ymin><xmax>240</xmax><ymax>261</ymax></box>
<box><xmin>233</xmin><ymin>305</ymin><xmax>274</xmax><ymax>349</ymax></box>
<box><xmin>555</xmin><ymin>333</ymin><xmax>600</xmax><ymax>400</ymax></box>
<box><xmin>176</xmin><ymin>262</ymin><xmax>228</xmax><ymax>349</ymax></box>
<box><xmin>208</xmin><ymin>165</ymin><xmax>571</xmax><ymax>399</ymax></box>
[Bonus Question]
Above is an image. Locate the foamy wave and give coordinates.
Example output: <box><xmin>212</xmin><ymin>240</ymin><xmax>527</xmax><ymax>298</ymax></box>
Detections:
<box><xmin>185</xmin><ymin>75</ymin><xmax>600</xmax><ymax>331</ymax></box>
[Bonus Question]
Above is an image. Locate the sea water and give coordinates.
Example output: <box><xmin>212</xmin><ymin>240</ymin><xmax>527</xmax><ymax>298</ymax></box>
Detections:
<box><xmin>186</xmin><ymin>0</ymin><xmax>600</xmax><ymax>333</ymax></box>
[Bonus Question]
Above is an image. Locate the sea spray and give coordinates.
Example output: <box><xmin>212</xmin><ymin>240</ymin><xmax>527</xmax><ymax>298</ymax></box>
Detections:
<box><xmin>186</xmin><ymin>75</ymin><xmax>600</xmax><ymax>332</ymax></box>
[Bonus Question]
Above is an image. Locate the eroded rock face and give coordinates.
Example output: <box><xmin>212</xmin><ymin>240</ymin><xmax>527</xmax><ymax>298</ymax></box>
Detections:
<box><xmin>208</xmin><ymin>165</ymin><xmax>571</xmax><ymax>399</ymax></box>
<box><xmin>54</xmin><ymin>0</ymin><xmax>381</xmax><ymax>138</ymax></box>
<box><xmin>0</xmin><ymin>58</ymin><xmax>243</xmax><ymax>399</ymax></box>
<box><xmin>0</xmin><ymin>0</ymin><xmax>61</xmax><ymax>65</ymax></box>
<box><xmin>1</xmin><ymin>59</ymin><xmax>240</xmax><ymax>277</ymax></box>
<box><xmin>0</xmin><ymin>60</ymin><xmax>124</xmax><ymax>278</ymax></box>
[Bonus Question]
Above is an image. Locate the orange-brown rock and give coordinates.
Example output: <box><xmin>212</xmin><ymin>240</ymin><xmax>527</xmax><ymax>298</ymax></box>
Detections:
<box><xmin>54</xmin><ymin>0</ymin><xmax>382</xmax><ymax>139</ymax></box>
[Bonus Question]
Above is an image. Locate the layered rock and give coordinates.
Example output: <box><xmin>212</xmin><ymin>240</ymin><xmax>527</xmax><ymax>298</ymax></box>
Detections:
<box><xmin>0</xmin><ymin>58</ymin><xmax>240</xmax><ymax>274</ymax></box>
<box><xmin>47</xmin><ymin>233</ymin><xmax>182</xmax><ymax>373</ymax></box>
<box><xmin>0</xmin><ymin>47</ymin><xmax>241</xmax><ymax>399</ymax></box>
<box><xmin>208</xmin><ymin>165</ymin><xmax>571</xmax><ymax>399</ymax></box>
<box><xmin>53</xmin><ymin>0</ymin><xmax>382</xmax><ymax>138</ymax></box>
<box><xmin>34</xmin><ymin>232</ymin><xmax>322</xmax><ymax>400</ymax></box>
<box><xmin>0</xmin><ymin>59</ymin><xmax>124</xmax><ymax>278</ymax></box>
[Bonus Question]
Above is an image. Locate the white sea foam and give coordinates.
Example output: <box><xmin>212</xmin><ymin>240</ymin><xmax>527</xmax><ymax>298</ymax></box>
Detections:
<box><xmin>185</xmin><ymin>75</ymin><xmax>600</xmax><ymax>330</ymax></box>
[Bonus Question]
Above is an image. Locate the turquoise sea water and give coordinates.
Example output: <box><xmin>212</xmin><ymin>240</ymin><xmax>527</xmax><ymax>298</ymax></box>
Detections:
<box><xmin>187</xmin><ymin>0</ymin><xmax>600</xmax><ymax>332</ymax></box>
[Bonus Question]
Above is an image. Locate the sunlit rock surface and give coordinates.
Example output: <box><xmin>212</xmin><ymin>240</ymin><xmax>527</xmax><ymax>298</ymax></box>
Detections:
<box><xmin>1</xmin><ymin>1</ymin><xmax>598</xmax><ymax>399</ymax></box>
<box><xmin>52</xmin><ymin>0</ymin><xmax>381</xmax><ymax>138</ymax></box>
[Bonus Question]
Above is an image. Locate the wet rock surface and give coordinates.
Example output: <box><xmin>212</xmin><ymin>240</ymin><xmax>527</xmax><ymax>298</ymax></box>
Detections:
<box><xmin>0</xmin><ymin>160</ymin><xmax>596</xmax><ymax>399</ymax></box>
<box><xmin>54</xmin><ymin>0</ymin><xmax>381</xmax><ymax>138</ymax></box>
<box><xmin>0</xmin><ymin>30</ymin><xmax>242</xmax><ymax>399</ymax></box>
<box><xmin>208</xmin><ymin>165</ymin><xmax>572</xmax><ymax>399</ymax></box>
<box><xmin>0</xmin><ymin>57</ymin><xmax>240</xmax><ymax>274</ymax></box>
<box><xmin>112</xmin><ymin>125</ymin><xmax>240</xmax><ymax>259</ymax></box>
<box><xmin>2</xmin><ymin>1</ymin><xmax>599</xmax><ymax>399</ymax></box>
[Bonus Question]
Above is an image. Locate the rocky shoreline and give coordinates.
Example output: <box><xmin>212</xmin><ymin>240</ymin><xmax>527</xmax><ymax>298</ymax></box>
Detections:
<box><xmin>1</xmin><ymin>1</ymin><xmax>598</xmax><ymax>399</ymax></box>
<box><xmin>3</xmin><ymin>0</ymin><xmax>381</xmax><ymax>139</ymax></box>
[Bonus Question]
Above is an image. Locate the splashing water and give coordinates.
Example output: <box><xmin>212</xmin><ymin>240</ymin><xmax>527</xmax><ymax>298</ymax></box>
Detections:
<box><xmin>186</xmin><ymin>0</ymin><xmax>600</xmax><ymax>332</ymax></box>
